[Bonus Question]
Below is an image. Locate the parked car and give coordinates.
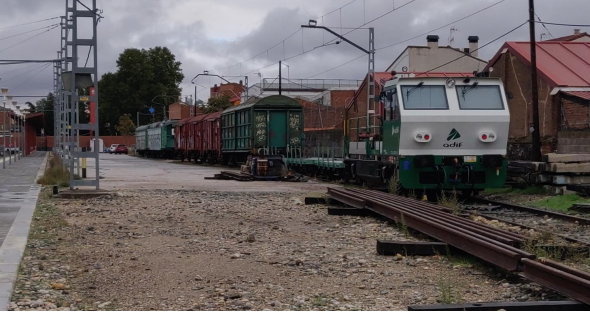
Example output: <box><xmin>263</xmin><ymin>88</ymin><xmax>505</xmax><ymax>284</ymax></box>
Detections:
<box><xmin>109</xmin><ymin>144</ymin><xmax>119</xmax><ymax>153</ymax></box>
<box><xmin>111</xmin><ymin>145</ymin><xmax>128</xmax><ymax>155</ymax></box>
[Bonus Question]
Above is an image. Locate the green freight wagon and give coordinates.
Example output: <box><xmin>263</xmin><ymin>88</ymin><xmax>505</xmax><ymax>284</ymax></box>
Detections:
<box><xmin>220</xmin><ymin>95</ymin><xmax>304</xmax><ymax>165</ymax></box>
<box><xmin>138</xmin><ymin>120</ymin><xmax>177</xmax><ymax>158</ymax></box>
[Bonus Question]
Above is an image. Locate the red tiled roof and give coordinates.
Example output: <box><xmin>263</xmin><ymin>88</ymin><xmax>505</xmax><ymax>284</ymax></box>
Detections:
<box><xmin>409</xmin><ymin>72</ymin><xmax>474</xmax><ymax>78</ymax></box>
<box><xmin>564</xmin><ymin>91</ymin><xmax>590</xmax><ymax>101</ymax></box>
<box><xmin>486</xmin><ymin>41</ymin><xmax>590</xmax><ymax>87</ymax></box>
<box><xmin>547</xmin><ymin>32</ymin><xmax>590</xmax><ymax>42</ymax></box>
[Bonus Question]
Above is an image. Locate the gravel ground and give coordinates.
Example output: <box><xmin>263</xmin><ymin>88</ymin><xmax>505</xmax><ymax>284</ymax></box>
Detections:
<box><xmin>10</xmin><ymin>189</ymin><xmax>562</xmax><ymax>311</ymax></box>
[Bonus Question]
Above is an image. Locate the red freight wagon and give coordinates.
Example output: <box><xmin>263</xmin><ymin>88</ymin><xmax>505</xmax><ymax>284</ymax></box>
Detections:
<box><xmin>186</xmin><ymin>114</ymin><xmax>208</xmax><ymax>163</ymax></box>
<box><xmin>175</xmin><ymin>116</ymin><xmax>192</xmax><ymax>160</ymax></box>
<box><xmin>201</xmin><ymin>112</ymin><xmax>222</xmax><ymax>164</ymax></box>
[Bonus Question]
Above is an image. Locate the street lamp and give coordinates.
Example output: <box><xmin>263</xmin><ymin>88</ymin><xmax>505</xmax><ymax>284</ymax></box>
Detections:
<box><xmin>301</xmin><ymin>23</ymin><xmax>375</xmax><ymax>136</ymax></box>
<box><xmin>1</xmin><ymin>86</ymin><xmax>5</xmax><ymax>169</ymax></box>
<box><xmin>11</xmin><ymin>100</ymin><xmax>18</xmax><ymax>163</ymax></box>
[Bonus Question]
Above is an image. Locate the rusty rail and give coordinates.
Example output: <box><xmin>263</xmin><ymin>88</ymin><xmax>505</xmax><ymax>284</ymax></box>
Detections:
<box><xmin>326</xmin><ymin>187</ymin><xmax>590</xmax><ymax>305</ymax></box>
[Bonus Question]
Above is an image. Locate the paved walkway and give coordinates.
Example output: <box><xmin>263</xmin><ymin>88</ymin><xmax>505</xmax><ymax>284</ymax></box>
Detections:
<box><xmin>0</xmin><ymin>151</ymin><xmax>46</xmax><ymax>309</ymax></box>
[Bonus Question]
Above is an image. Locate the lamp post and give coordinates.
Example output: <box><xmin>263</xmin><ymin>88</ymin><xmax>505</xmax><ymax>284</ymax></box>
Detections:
<box><xmin>10</xmin><ymin>100</ymin><xmax>17</xmax><ymax>163</ymax></box>
<box><xmin>1</xmin><ymin>86</ymin><xmax>6</xmax><ymax>169</ymax></box>
<box><xmin>302</xmin><ymin>21</ymin><xmax>375</xmax><ymax>138</ymax></box>
<box><xmin>6</xmin><ymin>96</ymin><xmax>13</xmax><ymax>165</ymax></box>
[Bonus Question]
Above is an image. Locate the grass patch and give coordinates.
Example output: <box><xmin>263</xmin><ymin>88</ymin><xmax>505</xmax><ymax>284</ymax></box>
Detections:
<box><xmin>436</xmin><ymin>274</ymin><xmax>463</xmax><ymax>304</ymax></box>
<box><xmin>312</xmin><ymin>295</ymin><xmax>329</xmax><ymax>307</ymax></box>
<box><xmin>387</xmin><ymin>176</ymin><xmax>401</xmax><ymax>195</ymax></box>
<box><xmin>29</xmin><ymin>192</ymin><xmax>67</xmax><ymax>240</ymax></box>
<box><xmin>438</xmin><ymin>190</ymin><xmax>462</xmax><ymax>215</ymax></box>
<box><xmin>530</xmin><ymin>194</ymin><xmax>590</xmax><ymax>212</ymax></box>
<box><xmin>482</xmin><ymin>186</ymin><xmax>548</xmax><ymax>196</ymax></box>
<box><xmin>36</xmin><ymin>155</ymin><xmax>78</xmax><ymax>187</ymax></box>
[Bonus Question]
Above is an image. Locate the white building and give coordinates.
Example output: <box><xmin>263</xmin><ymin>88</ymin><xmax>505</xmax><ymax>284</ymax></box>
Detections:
<box><xmin>386</xmin><ymin>35</ymin><xmax>487</xmax><ymax>73</ymax></box>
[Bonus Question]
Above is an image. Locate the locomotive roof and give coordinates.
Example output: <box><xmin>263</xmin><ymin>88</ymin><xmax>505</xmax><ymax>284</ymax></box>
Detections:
<box><xmin>222</xmin><ymin>95</ymin><xmax>301</xmax><ymax>114</ymax></box>
<box><xmin>385</xmin><ymin>76</ymin><xmax>502</xmax><ymax>87</ymax></box>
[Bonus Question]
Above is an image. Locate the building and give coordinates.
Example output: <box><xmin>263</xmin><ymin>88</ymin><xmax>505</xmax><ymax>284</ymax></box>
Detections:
<box><xmin>386</xmin><ymin>35</ymin><xmax>488</xmax><ymax>73</ymax></box>
<box><xmin>485</xmin><ymin>41</ymin><xmax>590</xmax><ymax>156</ymax></box>
<box><xmin>168</xmin><ymin>102</ymin><xmax>192</xmax><ymax>120</ymax></box>
<box><xmin>210</xmin><ymin>82</ymin><xmax>245</xmax><ymax>105</ymax></box>
<box><xmin>547</xmin><ymin>29</ymin><xmax>590</xmax><ymax>42</ymax></box>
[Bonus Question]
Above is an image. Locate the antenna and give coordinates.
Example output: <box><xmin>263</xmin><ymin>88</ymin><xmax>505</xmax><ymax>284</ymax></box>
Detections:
<box><xmin>448</xmin><ymin>26</ymin><xmax>459</xmax><ymax>46</ymax></box>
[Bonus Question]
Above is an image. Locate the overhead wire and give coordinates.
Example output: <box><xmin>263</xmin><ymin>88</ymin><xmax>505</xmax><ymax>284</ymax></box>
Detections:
<box><xmin>0</xmin><ymin>16</ymin><xmax>59</xmax><ymax>31</ymax></box>
<box><xmin>416</xmin><ymin>21</ymin><xmax>528</xmax><ymax>76</ymax></box>
<box><xmin>533</xmin><ymin>21</ymin><xmax>590</xmax><ymax>27</ymax></box>
<box><xmin>0</xmin><ymin>25</ymin><xmax>59</xmax><ymax>54</ymax></box>
<box><xmin>0</xmin><ymin>62</ymin><xmax>43</xmax><ymax>76</ymax></box>
<box><xmin>76</xmin><ymin>0</ymin><xmax>104</xmax><ymax>18</ymax></box>
<box><xmin>534</xmin><ymin>13</ymin><xmax>554</xmax><ymax>39</ymax></box>
<box><xmin>304</xmin><ymin>0</ymin><xmax>507</xmax><ymax>79</ymax></box>
<box><xmin>10</xmin><ymin>63</ymin><xmax>52</xmax><ymax>93</ymax></box>
<box><xmin>0</xmin><ymin>24</ymin><xmax>59</xmax><ymax>42</ymax></box>
<box><xmin>0</xmin><ymin>63</ymin><xmax>49</xmax><ymax>83</ymax></box>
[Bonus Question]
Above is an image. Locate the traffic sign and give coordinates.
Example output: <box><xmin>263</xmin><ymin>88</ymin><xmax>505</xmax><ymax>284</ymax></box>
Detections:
<box><xmin>149</xmin><ymin>107</ymin><xmax>155</xmax><ymax>114</ymax></box>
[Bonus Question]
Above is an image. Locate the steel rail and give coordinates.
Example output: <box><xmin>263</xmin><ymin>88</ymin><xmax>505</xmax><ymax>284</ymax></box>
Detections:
<box><xmin>472</xmin><ymin>197</ymin><xmax>590</xmax><ymax>226</ymax></box>
<box><xmin>327</xmin><ymin>188</ymin><xmax>534</xmax><ymax>271</ymax></box>
<box><xmin>351</xmin><ymin>189</ymin><xmax>525</xmax><ymax>243</ymax></box>
<box><xmin>522</xmin><ymin>258</ymin><xmax>590</xmax><ymax>305</ymax></box>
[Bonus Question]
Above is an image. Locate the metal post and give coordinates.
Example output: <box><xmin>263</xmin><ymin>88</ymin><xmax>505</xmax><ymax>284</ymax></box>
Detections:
<box><xmin>367</xmin><ymin>27</ymin><xmax>375</xmax><ymax>138</ymax></box>
<box><xmin>279</xmin><ymin>61</ymin><xmax>282</xmax><ymax>95</ymax></box>
<box><xmin>2</xmin><ymin>94</ymin><xmax>5</xmax><ymax>169</ymax></box>
<box><xmin>137</xmin><ymin>111</ymin><xmax>139</xmax><ymax>127</ymax></box>
<box><xmin>529</xmin><ymin>0</ymin><xmax>542</xmax><ymax>161</ymax></box>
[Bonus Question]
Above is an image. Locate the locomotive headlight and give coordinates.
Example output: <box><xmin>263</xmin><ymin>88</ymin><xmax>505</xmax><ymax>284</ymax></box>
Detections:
<box><xmin>414</xmin><ymin>132</ymin><xmax>432</xmax><ymax>142</ymax></box>
<box><xmin>479</xmin><ymin>131</ymin><xmax>497</xmax><ymax>142</ymax></box>
<box><xmin>416</xmin><ymin>134</ymin><xmax>423</xmax><ymax>140</ymax></box>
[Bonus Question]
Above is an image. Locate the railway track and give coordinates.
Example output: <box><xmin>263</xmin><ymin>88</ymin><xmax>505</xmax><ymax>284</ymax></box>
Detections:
<box><xmin>465</xmin><ymin>197</ymin><xmax>590</xmax><ymax>247</ymax></box>
<box><xmin>326</xmin><ymin>187</ymin><xmax>590</xmax><ymax>305</ymax></box>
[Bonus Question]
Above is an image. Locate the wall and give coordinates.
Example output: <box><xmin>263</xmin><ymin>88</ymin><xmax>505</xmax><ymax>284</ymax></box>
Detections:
<box><xmin>37</xmin><ymin>136</ymin><xmax>135</xmax><ymax>150</ymax></box>
<box><xmin>387</xmin><ymin>49</ymin><xmax>410</xmax><ymax>73</ymax></box>
<box><xmin>561</xmin><ymin>95</ymin><xmax>590</xmax><ymax>130</ymax></box>
<box><xmin>386</xmin><ymin>46</ymin><xmax>487</xmax><ymax>73</ymax></box>
<box><xmin>210</xmin><ymin>83</ymin><xmax>244</xmax><ymax>101</ymax></box>
<box><xmin>489</xmin><ymin>51</ymin><xmax>559</xmax><ymax>154</ymax></box>
<box><xmin>168</xmin><ymin>103</ymin><xmax>191</xmax><ymax>120</ymax></box>
<box><xmin>304</xmin><ymin>129</ymin><xmax>344</xmax><ymax>158</ymax></box>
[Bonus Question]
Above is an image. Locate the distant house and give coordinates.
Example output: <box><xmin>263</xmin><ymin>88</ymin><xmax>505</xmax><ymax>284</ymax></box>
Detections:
<box><xmin>385</xmin><ymin>35</ymin><xmax>488</xmax><ymax>73</ymax></box>
<box><xmin>546</xmin><ymin>29</ymin><xmax>590</xmax><ymax>42</ymax></box>
<box><xmin>485</xmin><ymin>41</ymin><xmax>590</xmax><ymax>156</ymax></box>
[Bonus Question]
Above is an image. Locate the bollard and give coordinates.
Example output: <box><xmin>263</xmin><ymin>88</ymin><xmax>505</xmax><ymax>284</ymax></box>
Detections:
<box><xmin>52</xmin><ymin>185</ymin><xmax>58</xmax><ymax>195</ymax></box>
<box><xmin>82</xmin><ymin>158</ymin><xmax>87</xmax><ymax>178</ymax></box>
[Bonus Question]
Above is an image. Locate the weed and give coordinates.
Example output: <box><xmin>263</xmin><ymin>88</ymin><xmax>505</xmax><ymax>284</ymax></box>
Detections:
<box><xmin>438</xmin><ymin>190</ymin><xmax>462</xmax><ymax>214</ymax></box>
<box><xmin>37</xmin><ymin>155</ymin><xmax>76</xmax><ymax>187</ymax></box>
<box><xmin>408</xmin><ymin>188</ymin><xmax>416</xmax><ymax>200</ymax></box>
<box><xmin>388</xmin><ymin>175</ymin><xmax>401</xmax><ymax>195</ymax></box>
<box><xmin>312</xmin><ymin>295</ymin><xmax>328</xmax><ymax>307</ymax></box>
<box><xmin>436</xmin><ymin>274</ymin><xmax>462</xmax><ymax>304</ymax></box>
<box><xmin>397</xmin><ymin>213</ymin><xmax>410</xmax><ymax>237</ymax></box>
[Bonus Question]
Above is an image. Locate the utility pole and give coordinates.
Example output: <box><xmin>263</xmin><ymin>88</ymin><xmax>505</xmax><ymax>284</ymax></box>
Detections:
<box><xmin>529</xmin><ymin>0</ymin><xmax>542</xmax><ymax>161</ymax></box>
<box><xmin>279</xmin><ymin>61</ymin><xmax>282</xmax><ymax>95</ymax></box>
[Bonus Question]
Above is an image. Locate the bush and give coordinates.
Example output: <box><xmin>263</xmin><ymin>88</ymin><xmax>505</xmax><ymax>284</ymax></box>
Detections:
<box><xmin>37</xmin><ymin>155</ymin><xmax>71</xmax><ymax>187</ymax></box>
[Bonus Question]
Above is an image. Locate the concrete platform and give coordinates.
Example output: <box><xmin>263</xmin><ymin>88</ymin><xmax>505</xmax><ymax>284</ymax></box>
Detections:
<box><xmin>0</xmin><ymin>152</ymin><xmax>47</xmax><ymax>309</ymax></box>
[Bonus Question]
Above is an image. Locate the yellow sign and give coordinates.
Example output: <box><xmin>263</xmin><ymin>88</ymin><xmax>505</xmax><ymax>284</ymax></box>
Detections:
<box><xmin>233</xmin><ymin>100</ymin><xmax>240</xmax><ymax>106</ymax></box>
<box><xmin>80</xmin><ymin>96</ymin><xmax>89</xmax><ymax>101</ymax></box>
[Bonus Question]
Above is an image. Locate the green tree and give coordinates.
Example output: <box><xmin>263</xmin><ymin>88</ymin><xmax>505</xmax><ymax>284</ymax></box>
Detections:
<box><xmin>205</xmin><ymin>94</ymin><xmax>232</xmax><ymax>113</ymax></box>
<box><xmin>35</xmin><ymin>93</ymin><xmax>55</xmax><ymax>136</ymax></box>
<box><xmin>98</xmin><ymin>46</ymin><xmax>184</xmax><ymax>134</ymax></box>
<box><xmin>115</xmin><ymin>113</ymin><xmax>136</xmax><ymax>136</ymax></box>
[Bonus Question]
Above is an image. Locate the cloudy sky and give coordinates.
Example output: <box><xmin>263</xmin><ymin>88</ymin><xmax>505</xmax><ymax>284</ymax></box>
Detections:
<box><xmin>0</xmin><ymin>0</ymin><xmax>588</xmax><ymax>106</ymax></box>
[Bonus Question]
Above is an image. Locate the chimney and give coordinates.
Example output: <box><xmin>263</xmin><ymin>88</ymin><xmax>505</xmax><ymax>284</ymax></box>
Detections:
<box><xmin>468</xmin><ymin>36</ymin><xmax>479</xmax><ymax>57</ymax></box>
<box><xmin>574</xmin><ymin>29</ymin><xmax>581</xmax><ymax>35</ymax></box>
<box><xmin>426</xmin><ymin>35</ymin><xmax>439</xmax><ymax>49</ymax></box>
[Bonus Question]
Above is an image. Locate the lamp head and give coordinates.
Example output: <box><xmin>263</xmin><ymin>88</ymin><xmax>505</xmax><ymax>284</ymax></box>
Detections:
<box><xmin>308</xmin><ymin>19</ymin><xmax>317</xmax><ymax>27</ymax></box>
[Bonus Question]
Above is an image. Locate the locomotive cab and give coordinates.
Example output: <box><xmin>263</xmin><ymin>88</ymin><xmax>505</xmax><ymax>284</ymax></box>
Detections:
<box><xmin>348</xmin><ymin>75</ymin><xmax>510</xmax><ymax>195</ymax></box>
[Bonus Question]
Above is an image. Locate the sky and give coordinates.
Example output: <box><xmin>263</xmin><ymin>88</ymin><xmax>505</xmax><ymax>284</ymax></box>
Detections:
<box><xmin>0</xmin><ymin>0</ymin><xmax>588</xmax><ymax>108</ymax></box>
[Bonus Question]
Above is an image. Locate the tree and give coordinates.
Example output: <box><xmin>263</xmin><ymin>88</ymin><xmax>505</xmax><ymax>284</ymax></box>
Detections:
<box><xmin>115</xmin><ymin>114</ymin><xmax>136</xmax><ymax>145</ymax></box>
<box><xmin>98</xmin><ymin>46</ymin><xmax>184</xmax><ymax>135</ymax></box>
<box><xmin>205</xmin><ymin>95</ymin><xmax>232</xmax><ymax>113</ymax></box>
<box><xmin>25</xmin><ymin>102</ymin><xmax>35</xmax><ymax>112</ymax></box>
<box><xmin>35</xmin><ymin>93</ymin><xmax>55</xmax><ymax>136</ymax></box>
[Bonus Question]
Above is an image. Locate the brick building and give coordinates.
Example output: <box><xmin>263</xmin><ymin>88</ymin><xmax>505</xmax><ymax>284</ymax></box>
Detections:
<box><xmin>485</xmin><ymin>41</ymin><xmax>590</xmax><ymax>156</ymax></box>
<box><xmin>210</xmin><ymin>82</ymin><xmax>245</xmax><ymax>105</ymax></box>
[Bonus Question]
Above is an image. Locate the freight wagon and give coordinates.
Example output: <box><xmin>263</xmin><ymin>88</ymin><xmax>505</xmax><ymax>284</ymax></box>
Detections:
<box><xmin>175</xmin><ymin>112</ymin><xmax>222</xmax><ymax>164</ymax></box>
<box><xmin>136</xmin><ymin>120</ymin><xmax>177</xmax><ymax>158</ymax></box>
<box><xmin>221</xmin><ymin>95</ymin><xmax>304</xmax><ymax>166</ymax></box>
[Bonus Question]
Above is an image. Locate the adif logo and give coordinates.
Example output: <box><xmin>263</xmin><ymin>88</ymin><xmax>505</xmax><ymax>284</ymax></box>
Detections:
<box><xmin>447</xmin><ymin>128</ymin><xmax>461</xmax><ymax>141</ymax></box>
<box><xmin>444</xmin><ymin>128</ymin><xmax>463</xmax><ymax>148</ymax></box>
<box><xmin>392</xmin><ymin>126</ymin><xmax>400</xmax><ymax>135</ymax></box>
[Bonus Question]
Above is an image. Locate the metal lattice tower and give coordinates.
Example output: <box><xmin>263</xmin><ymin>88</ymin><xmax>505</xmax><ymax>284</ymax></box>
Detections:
<box><xmin>58</xmin><ymin>0</ymin><xmax>100</xmax><ymax>189</ymax></box>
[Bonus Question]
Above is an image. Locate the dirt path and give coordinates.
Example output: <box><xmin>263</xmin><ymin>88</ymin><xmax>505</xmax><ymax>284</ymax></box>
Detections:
<box><xmin>10</xmin><ymin>189</ymin><xmax>561</xmax><ymax>311</ymax></box>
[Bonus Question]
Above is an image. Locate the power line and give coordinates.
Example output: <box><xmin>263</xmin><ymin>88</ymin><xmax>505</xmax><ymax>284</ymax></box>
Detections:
<box><xmin>376</xmin><ymin>0</ymin><xmax>506</xmax><ymax>51</ymax></box>
<box><xmin>76</xmin><ymin>0</ymin><xmax>104</xmax><ymax>18</ymax></box>
<box><xmin>1</xmin><ymin>63</ymin><xmax>48</xmax><ymax>83</ymax></box>
<box><xmin>0</xmin><ymin>16</ymin><xmax>59</xmax><ymax>31</ymax></box>
<box><xmin>0</xmin><ymin>25</ymin><xmax>59</xmax><ymax>54</ymax></box>
<box><xmin>534</xmin><ymin>13</ymin><xmax>554</xmax><ymax>39</ymax></box>
<box><xmin>417</xmin><ymin>21</ymin><xmax>528</xmax><ymax>76</ymax></box>
<box><xmin>534</xmin><ymin>21</ymin><xmax>590</xmax><ymax>27</ymax></box>
<box><xmin>0</xmin><ymin>24</ymin><xmax>59</xmax><ymax>42</ymax></box>
<box><xmin>0</xmin><ymin>62</ymin><xmax>44</xmax><ymax>76</ymax></box>
<box><xmin>10</xmin><ymin>63</ymin><xmax>52</xmax><ymax>93</ymax></box>
<box><xmin>304</xmin><ymin>0</ymin><xmax>507</xmax><ymax>80</ymax></box>
<box><xmin>212</xmin><ymin>0</ymin><xmax>360</xmax><ymax>74</ymax></box>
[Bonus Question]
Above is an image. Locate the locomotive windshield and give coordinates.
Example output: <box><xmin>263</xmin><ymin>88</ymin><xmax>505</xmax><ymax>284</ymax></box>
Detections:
<box><xmin>456</xmin><ymin>85</ymin><xmax>504</xmax><ymax>110</ymax></box>
<box><xmin>401</xmin><ymin>85</ymin><xmax>448</xmax><ymax>110</ymax></box>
